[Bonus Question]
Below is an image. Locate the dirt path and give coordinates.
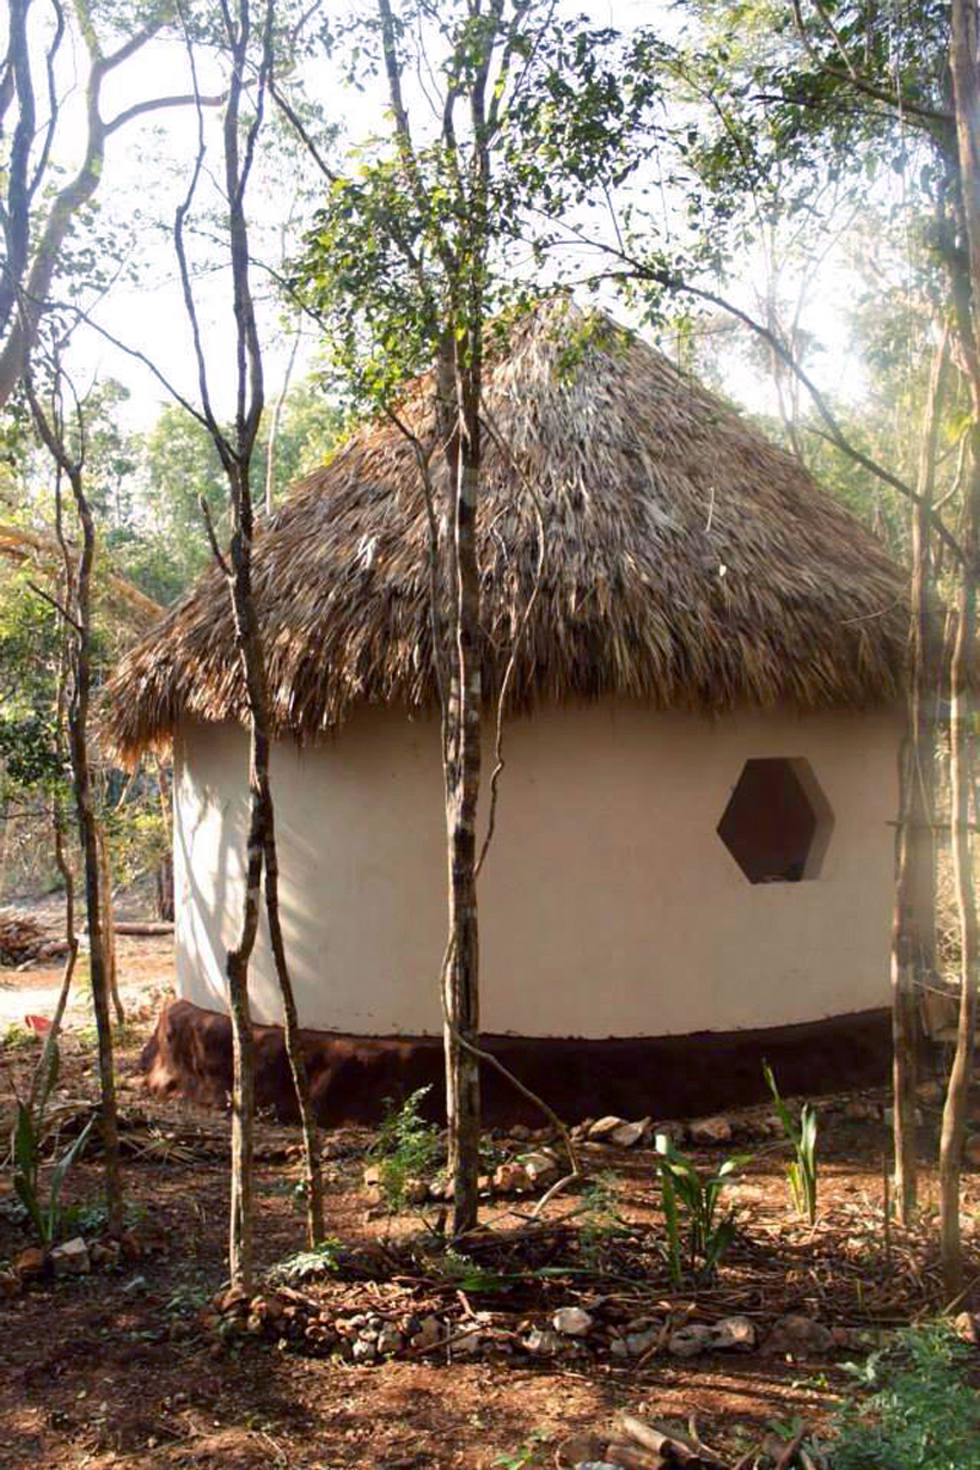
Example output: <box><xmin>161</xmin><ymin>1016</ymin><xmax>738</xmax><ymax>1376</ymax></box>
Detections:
<box><xmin>0</xmin><ymin>932</ymin><xmax>173</xmax><ymax>1031</ymax></box>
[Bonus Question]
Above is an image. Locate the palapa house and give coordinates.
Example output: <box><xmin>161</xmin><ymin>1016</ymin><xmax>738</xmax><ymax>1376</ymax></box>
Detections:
<box><xmin>107</xmin><ymin>301</ymin><xmax>907</xmax><ymax>1122</ymax></box>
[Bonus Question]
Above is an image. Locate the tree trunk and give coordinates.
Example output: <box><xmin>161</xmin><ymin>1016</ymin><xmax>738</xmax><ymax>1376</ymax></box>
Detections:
<box><xmin>225</xmin><ymin>783</ymin><xmax>259</xmax><ymax>1289</ymax></box>
<box><xmin>262</xmin><ymin>811</ymin><xmax>324</xmax><ymax>1245</ymax></box>
<box><xmin>97</xmin><ymin>823</ymin><xmax>124</xmax><ymax>1027</ymax></box>
<box><xmin>68</xmin><ymin>470</ymin><xmax>124</xmax><ymax>1238</ymax></box>
<box><xmin>222</xmin><ymin>462</ymin><xmax>324</xmax><ymax>1274</ymax></box>
<box><xmin>890</xmin><ymin>745</ymin><xmax>919</xmax><ymax>1224</ymax></box>
<box><xmin>939</xmin><ymin>532</ymin><xmax>978</xmax><ymax>1298</ymax></box>
<box><xmin>444</xmin><ymin>449</ymin><xmax>482</xmax><ymax>1237</ymax></box>
<box><xmin>892</xmin><ymin>330</ymin><xmax>947</xmax><ymax>1222</ymax></box>
<box><xmin>942</xmin><ymin>0</ymin><xmax>980</xmax><ymax>1299</ymax></box>
<box><xmin>155</xmin><ymin>761</ymin><xmax>174</xmax><ymax>922</ymax></box>
<box><xmin>28</xmin><ymin>800</ymin><xmax>78</xmax><ymax>1118</ymax></box>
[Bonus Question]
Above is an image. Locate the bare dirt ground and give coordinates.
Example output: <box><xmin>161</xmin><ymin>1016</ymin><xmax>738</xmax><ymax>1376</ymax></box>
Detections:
<box><xmin>1</xmin><ymin>927</ymin><xmax>978</xmax><ymax>1470</ymax></box>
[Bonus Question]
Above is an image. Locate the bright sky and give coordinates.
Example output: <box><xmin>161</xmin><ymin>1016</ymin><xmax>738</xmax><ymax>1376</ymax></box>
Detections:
<box><xmin>39</xmin><ymin>0</ymin><xmax>869</xmax><ymax>440</ymax></box>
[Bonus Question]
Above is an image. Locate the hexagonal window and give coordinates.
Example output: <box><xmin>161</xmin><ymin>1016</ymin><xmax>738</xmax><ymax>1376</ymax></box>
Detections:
<box><xmin>717</xmin><ymin>758</ymin><xmax>833</xmax><ymax>884</ymax></box>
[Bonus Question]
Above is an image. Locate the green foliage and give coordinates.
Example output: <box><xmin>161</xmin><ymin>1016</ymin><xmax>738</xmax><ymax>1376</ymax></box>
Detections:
<box><xmin>0</xmin><ymin>713</ymin><xmax>66</xmax><ymax>793</ymax></box>
<box><xmin>59</xmin><ymin>1198</ymin><xmax>145</xmax><ymax>1237</ymax></box>
<box><xmin>2</xmin><ymin>1021</ymin><xmax>36</xmax><ymax>1051</ymax></box>
<box><xmin>267</xmin><ymin>1238</ymin><xmax>343</xmax><ymax>1284</ymax></box>
<box><xmin>764</xmin><ymin>1060</ymin><xmax>818</xmax><ymax>1224</ymax></box>
<box><xmin>578</xmin><ymin>1169</ymin><xmax>621</xmax><ymax>1261</ymax></box>
<box><xmin>294</xmin><ymin>0</ymin><xmax>661</xmax><ymax>417</ymax></box>
<box><xmin>827</xmin><ymin>1324</ymin><xmax>980</xmax><ymax>1470</ymax></box>
<box><xmin>654</xmin><ymin>1133</ymin><xmax>747</xmax><ymax>1285</ymax></box>
<box><xmin>491</xmin><ymin>1428</ymin><xmax>551</xmax><ymax>1469</ymax></box>
<box><xmin>368</xmin><ymin>1086</ymin><xmax>440</xmax><ymax>1211</ymax></box>
<box><xmin>12</xmin><ymin>1097</ymin><xmax>96</xmax><ymax>1249</ymax></box>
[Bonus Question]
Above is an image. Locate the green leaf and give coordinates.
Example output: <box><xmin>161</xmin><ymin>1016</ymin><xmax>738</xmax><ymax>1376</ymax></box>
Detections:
<box><xmin>47</xmin><ymin>1116</ymin><xmax>96</xmax><ymax>1241</ymax></box>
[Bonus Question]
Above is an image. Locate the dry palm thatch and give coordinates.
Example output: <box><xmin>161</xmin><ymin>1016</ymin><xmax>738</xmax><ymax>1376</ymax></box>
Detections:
<box><xmin>104</xmin><ymin>301</ymin><xmax>907</xmax><ymax>761</ymax></box>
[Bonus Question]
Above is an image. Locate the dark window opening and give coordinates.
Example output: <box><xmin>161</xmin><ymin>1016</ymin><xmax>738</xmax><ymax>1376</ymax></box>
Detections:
<box><xmin>717</xmin><ymin>757</ymin><xmax>833</xmax><ymax>884</ymax></box>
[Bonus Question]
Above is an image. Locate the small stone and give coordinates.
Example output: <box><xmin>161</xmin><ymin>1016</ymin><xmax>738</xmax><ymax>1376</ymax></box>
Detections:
<box><xmin>452</xmin><ymin>1327</ymin><xmax>482</xmax><ymax>1355</ymax></box>
<box><xmin>608</xmin><ymin>1334</ymin><xmax>629</xmax><ymax>1359</ymax></box>
<box><xmin>14</xmin><ymin>1246</ymin><xmax>47</xmax><ymax>1280</ymax></box>
<box><xmin>522</xmin><ymin>1151</ymin><xmax>560</xmax><ymax>1186</ymax></box>
<box><xmin>214</xmin><ymin>1283</ymin><xmax>249</xmax><ymax>1314</ymax></box>
<box><xmin>667</xmin><ymin>1322</ymin><xmax>713</xmax><ymax>1358</ymax></box>
<box><xmin>411</xmin><ymin>1315</ymin><xmax>443</xmax><ymax>1349</ymax></box>
<box><xmin>610</xmin><ymin>1120</ymin><xmax>649</xmax><ymax>1148</ymax></box>
<box><xmin>493</xmin><ymin>1161</ymin><xmax>532</xmax><ymax>1193</ymax></box>
<box><xmin>377</xmin><ymin>1323</ymin><xmax>404</xmax><ymax>1355</ymax></box>
<box><xmin>624</xmin><ymin>1328</ymin><xmax>660</xmax><ymax>1357</ymax></box>
<box><xmin>588</xmin><ymin>1116</ymin><xmax>627</xmax><ymax>1141</ymax></box>
<box><xmin>523</xmin><ymin>1327</ymin><xmax>562</xmax><ymax>1356</ymax></box>
<box><xmin>352</xmin><ymin>1337</ymin><xmax>377</xmax><ymax>1363</ymax></box>
<box><xmin>652</xmin><ymin>1121</ymin><xmax>688</xmax><ymax>1147</ymax></box>
<box><xmin>710</xmin><ymin>1315</ymin><xmax>756</xmax><ymax>1351</ymax></box>
<box><xmin>553</xmin><ymin>1306</ymin><xmax>593</xmax><ymax>1337</ymax></box>
<box><xmin>955</xmin><ymin>1311</ymin><xmax>980</xmax><ymax>1345</ymax></box>
<box><xmin>51</xmin><ymin>1237</ymin><xmax>90</xmax><ymax>1276</ymax></box>
<box><xmin>689</xmin><ymin>1115</ymin><xmax>732</xmax><ymax>1144</ymax></box>
<box><xmin>763</xmin><ymin>1315</ymin><xmax>834</xmax><ymax>1358</ymax></box>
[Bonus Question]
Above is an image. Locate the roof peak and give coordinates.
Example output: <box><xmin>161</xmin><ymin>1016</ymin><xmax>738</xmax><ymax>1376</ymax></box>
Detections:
<box><xmin>105</xmin><ymin>303</ymin><xmax>906</xmax><ymax>761</ymax></box>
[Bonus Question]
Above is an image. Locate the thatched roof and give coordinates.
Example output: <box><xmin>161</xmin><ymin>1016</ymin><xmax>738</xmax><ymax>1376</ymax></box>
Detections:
<box><xmin>105</xmin><ymin>301</ymin><xmax>907</xmax><ymax>761</ymax></box>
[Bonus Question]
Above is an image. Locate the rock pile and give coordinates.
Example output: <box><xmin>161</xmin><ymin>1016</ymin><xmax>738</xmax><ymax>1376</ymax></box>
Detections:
<box><xmin>206</xmin><ymin>1280</ymin><xmax>845</xmax><ymax>1372</ymax></box>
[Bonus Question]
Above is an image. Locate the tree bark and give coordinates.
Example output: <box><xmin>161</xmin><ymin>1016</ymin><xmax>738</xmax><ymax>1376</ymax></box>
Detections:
<box><xmin>443</xmin><ymin>449</ymin><xmax>483</xmax><ymax>1236</ymax></box>
<box><xmin>27</xmin><ymin>382</ymin><xmax>124</xmax><ymax>1238</ymax></box>
<box><xmin>28</xmin><ymin>800</ymin><xmax>78</xmax><ymax>1118</ymax></box>
<box><xmin>97</xmin><ymin>822</ymin><xmax>124</xmax><ymax>1027</ymax></box>
<box><xmin>942</xmin><ymin>0</ymin><xmax>980</xmax><ymax>1298</ymax></box>
<box><xmin>70</xmin><ymin>479</ymin><xmax>124</xmax><ymax>1237</ymax></box>
<box><xmin>892</xmin><ymin>330</ymin><xmax>947</xmax><ymax>1222</ymax></box>
<box><xmin>262</xmin><ymin>812</ymin><xmax>324</xmax><ymax>1245</ymax></box>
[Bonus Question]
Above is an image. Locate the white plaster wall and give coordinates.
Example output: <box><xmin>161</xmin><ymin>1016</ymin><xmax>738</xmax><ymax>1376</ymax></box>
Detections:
<box><xmin>173</xmin><ymin>702</ymin><xmax>899</xmax><ymax>1038</ymax></box>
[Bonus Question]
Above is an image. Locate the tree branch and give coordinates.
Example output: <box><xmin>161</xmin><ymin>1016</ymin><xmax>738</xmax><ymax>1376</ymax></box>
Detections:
<box><xmin>105</xmin><ymin>89</ymin><xmax>227</xmax><ymax>135</ymax></box>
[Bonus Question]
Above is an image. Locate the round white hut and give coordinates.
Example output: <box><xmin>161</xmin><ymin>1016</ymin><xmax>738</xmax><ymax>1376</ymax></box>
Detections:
<box><xmin>107</xmin><ymin>304</ymin><xmax>906</xmax><ymax>1122</ymax></box>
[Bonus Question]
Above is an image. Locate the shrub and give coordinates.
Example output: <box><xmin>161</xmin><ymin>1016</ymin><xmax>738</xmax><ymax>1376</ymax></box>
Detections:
<box><xmin>827</xmin><ymin>1324</ymin><xmax>980</xmax><ymax>1470</ymax></box>
<box><xmin>368</xmin><ymin>1086</ymin><xmax>440</xmax><ymax>1211</ymax></box>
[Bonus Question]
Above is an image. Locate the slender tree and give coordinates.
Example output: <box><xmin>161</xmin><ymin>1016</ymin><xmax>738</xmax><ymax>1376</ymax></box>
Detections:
<box><xmin>289</xmin><ymin>0</ymin><xmax>656</xmax><ymax>1233</ymax></box>
<box><xmin>170</xmin><ymin>0</ymin><xmax>323</xmax><ymax>1280</ymax></box>
<box><xmin>25</xmin><ymin>360</ymin><xmax>123</xmax><ymax>1236</ymax></box>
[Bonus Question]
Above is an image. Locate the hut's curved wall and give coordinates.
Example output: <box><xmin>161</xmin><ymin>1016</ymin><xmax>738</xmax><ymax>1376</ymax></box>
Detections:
<box><xmin>173</xmin><ymin>703</ymin><xmax>899</xmax><ymax>1039</ymax></box>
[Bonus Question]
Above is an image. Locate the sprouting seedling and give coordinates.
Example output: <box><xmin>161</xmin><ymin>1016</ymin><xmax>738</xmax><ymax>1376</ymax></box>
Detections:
<box><xmin>654</xmin><ymin>1133</ymin><xmax>748</xmax><ymax>1285</ymax></box>
<box><xmin>764</xmin><ymin>1059</ymin><xmax>818</xmax><ymax>1225</ymax></box>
